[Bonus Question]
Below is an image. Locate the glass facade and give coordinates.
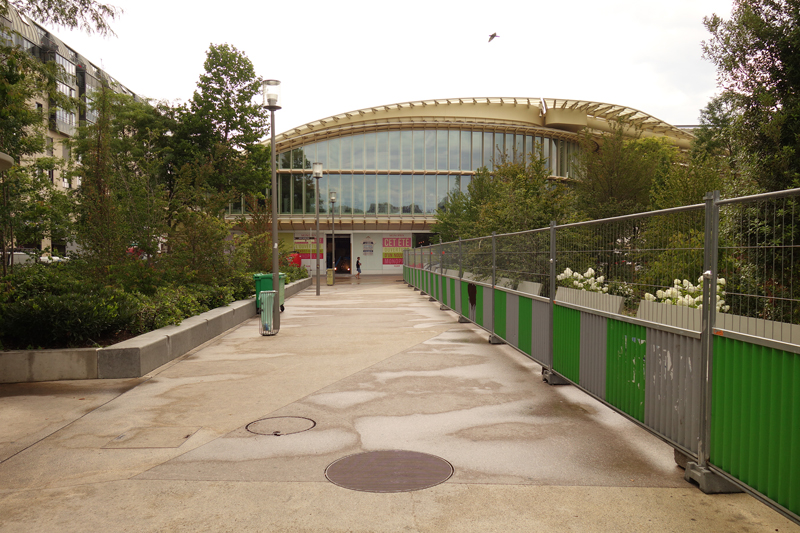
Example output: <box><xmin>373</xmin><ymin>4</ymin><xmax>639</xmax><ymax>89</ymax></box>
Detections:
<box><xmin>241</xmin><ymin>127</ymin><xmax>578</xmax><ymax>217</ymax></box>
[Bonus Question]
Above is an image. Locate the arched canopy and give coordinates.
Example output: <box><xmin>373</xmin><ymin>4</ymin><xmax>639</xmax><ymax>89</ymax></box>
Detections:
<box><xmin>273</xmin><ymin>97</ymin><xmax>693</xmax><ymax>151</ymax></box>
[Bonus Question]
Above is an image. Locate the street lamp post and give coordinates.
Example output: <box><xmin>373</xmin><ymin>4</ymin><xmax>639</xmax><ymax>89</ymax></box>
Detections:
<box><xmin>329</xmin><ymin>190</ymin><xmax>337</xmax><ymax>286</ymax></box>
<box><xmin>263</xmin><ymin>79</ymin><xmax>281</xmax><ymax>333</ymax></box>
<box><xmin>312</xmin><ymin>162</ymin><xmax>323</xmax><ymax>296</ymax></box>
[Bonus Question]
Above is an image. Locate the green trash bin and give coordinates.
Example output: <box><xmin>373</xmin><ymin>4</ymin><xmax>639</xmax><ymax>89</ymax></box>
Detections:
<box><xmin>254</xmin><ymin>273</ymin><xmax>286</xmax><ymax>312</ymax></box>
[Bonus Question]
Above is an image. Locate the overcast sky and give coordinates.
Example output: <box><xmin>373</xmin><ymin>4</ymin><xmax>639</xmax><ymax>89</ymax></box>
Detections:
<box><xmin>51</xmin><ymin>0</ymin><xmax>735</xmax><ymax>135</ymax></box>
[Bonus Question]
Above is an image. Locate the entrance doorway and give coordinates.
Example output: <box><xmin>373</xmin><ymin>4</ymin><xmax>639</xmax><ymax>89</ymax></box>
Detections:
<box><xmin>327</xmin><ymin>235</ymin><xmax>352</xmax><ymax>274</ymax></box>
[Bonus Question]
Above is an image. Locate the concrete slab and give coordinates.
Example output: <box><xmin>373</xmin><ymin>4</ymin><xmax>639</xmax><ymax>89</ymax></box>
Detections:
<box><xmin>0</xmin><ymin>274</ymin><xmax>796</xmax><ymax>532</ymax></box>
<box><xmin>0</xmin><ymin>348</ymin><xmax>98</xmax><ymax>383</ymax></box>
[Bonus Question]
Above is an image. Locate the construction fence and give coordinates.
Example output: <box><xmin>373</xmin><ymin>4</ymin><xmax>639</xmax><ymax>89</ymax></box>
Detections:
<box><xmin>404</xmin><ymin>188</ymin><xmax>800</xmax><ymax>525</ymax></box>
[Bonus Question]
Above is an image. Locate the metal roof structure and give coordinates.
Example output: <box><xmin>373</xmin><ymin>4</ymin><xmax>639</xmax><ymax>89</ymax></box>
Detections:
<box><xmin>274</xmin><ymin>97</ymin><xmax>694</xmax><ymax>149</ymax></box>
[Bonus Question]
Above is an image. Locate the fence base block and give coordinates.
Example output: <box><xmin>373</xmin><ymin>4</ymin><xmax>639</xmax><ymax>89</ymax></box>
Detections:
<box><xmin>440</xmin><ymin>304</ymin><xmax>448</xmax><ymax>311</ymax></box>
<box><xmin>488</xmin><ymin>334</ymin><xmax>505</xmax><ymax>345</ymax></box>
<box><xmin>674</xmin><ymin>449</ymin><xmax>690</xmax><ymax>470</ymax></box>
<box><xmin>408</xmin><ymin>284</ymin><xmax>414</xmax><ymax>288</ymax></box>
<box><xmin>684</xmin><ymin>462</ymin><xmax>743</xmax><ymax>494</ymax></box>
<box><xmin>429</xmin><ymin>296</ymin><xmax>436</xmax><ymax>302</ymax></box>
<box><xmin>420</xmin><ymin>291</ymin><xmax>428</xmax><ymax>296</ymax></box>
<box><xmin>458</xmin><ymin>315</ymin><xmax>471</xmax><ymax>323</ymax></box>
<box><xmin>542</xmin><ymin>369</ymin><xmax>570</xmax><ymax>386</ymax></box>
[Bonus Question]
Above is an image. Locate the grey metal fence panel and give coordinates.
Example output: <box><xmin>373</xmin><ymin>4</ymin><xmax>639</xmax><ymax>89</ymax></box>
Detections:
<box><xmin>531</xmin><ymin>298</ymin><xmax>551</xmax><ymax>367</ymax></box>
<box><xmin>579</xmin><ymin>312</ymin><xmax>607</xmax><ymax>400</ymax></box>
<box><xmin>506</xmin><ymin>292</ymin><xmax>520</xmax><ymax>347</ymax></box>
<box><xmin>644</xmin><ymin>327</ymin><xmax>701</xmax><ymax>454</ymax></box>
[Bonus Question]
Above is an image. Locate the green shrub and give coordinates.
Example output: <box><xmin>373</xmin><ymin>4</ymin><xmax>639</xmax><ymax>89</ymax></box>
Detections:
<box><xmin>280</xmin><ymin>265</ymin><xmax>309</xmax><ymax>284</ymax></box>
<box><xmin>0</xmin><ymin>262</ymin><xmax>91</xmax><ymax>304</ymax></box>
<box><xmin>0</xmin><ymin>290</ymin><xmax>138</xmax><ymax>348</ymax></box>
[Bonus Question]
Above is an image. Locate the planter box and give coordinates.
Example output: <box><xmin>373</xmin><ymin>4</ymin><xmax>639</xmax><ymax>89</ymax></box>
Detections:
<box><xmin>555</xmin><ymin>286</ymin><xmax>625</xmax><ymax>314</ymax></box>
<box><xmin>496</xmin><ymin>277</ymin><xmax>543</xmax><ymax>296</ymax></box>
<box><xmin>636</xmin><ymin>300</ymin><xmax>800</xmax><ymax>345</ymax></box>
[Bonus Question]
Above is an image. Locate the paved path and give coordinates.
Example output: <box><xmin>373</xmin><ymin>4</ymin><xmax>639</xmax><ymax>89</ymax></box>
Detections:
<box><xmin>0</xmin><ymin>275</ymin><xmax>797</xmax><ymax>532</ymax></box>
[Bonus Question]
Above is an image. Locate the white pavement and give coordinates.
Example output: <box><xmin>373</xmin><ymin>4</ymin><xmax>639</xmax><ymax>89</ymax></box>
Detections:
<box><xmin>0</xmin><ymin>275</ymin><xmax>796</xmax><ymax>532</ymax></box>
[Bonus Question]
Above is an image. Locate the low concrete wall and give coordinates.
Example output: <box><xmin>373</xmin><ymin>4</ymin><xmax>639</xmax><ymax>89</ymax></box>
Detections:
<box><xmin>97</xmin><ymin>299</ymin><xmax>255</xmax><ymax>379</ymax></box>
<box><xmin>1</xmin><ymin>277</ymin><xmax>313</xmax><ymax>384</ymax></box>
<box><xmin>285</xmin><ymin>277</ymin><xmax>312</xmax><ymax>299</ymax></box>
<box><xmin>0</xmin><ymin>348</ymin><xmax>99</xmax><ymax>383</ymax></box>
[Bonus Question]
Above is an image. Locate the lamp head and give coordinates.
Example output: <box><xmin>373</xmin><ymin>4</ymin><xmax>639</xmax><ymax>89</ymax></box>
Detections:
<box><xmin>262</xmin><ymin>79</ymin><xmax>282</xmax><ymax>110</ymax></box>
<box><xmin>312</xmin><ymin>162</ymin><xmax>323</xmax><ymax>178</ymax></box>
<box><xmin>329</xmin><ymin>190</ymin><xmax>337</xmax><ymax>203</ymax></box>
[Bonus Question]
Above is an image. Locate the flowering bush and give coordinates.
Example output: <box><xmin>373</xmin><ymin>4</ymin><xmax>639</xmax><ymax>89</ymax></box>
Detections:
<box><xmin>644</xmin><ymin>276</ymin><xmax>730</xmax><ymax>312</ymax></box>
<box><xmin>556</xmin><ymin>267</ymin><xmax>609</xmax><ymax>293</ymax></box>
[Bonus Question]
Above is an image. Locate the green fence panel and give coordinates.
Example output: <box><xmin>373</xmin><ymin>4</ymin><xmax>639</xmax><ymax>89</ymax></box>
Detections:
<box><xmin>450</xmin><ymin>278</ymin><xmax>456</xmax><ymax>310</ymax></box>
<box><xmin>518</xmin><ymin>296</ymin><xmax>533</xmax><ymax>356</ymax></box>
<box><xmin>605</xmin><ymin>319</ymin><xmax>646</xmax><ymax>422</ymax></box>
<box><xmin>553</xmin><ymin>305</ymin><xmax>580</xmax><ymax>382</ymax></box>
<box><xmin>494</xmin><ymin>289</ymin><xmax>507</xmax><ymax>339</ymax></box>
<box><xmin>711</xmin><ymin>336</ymin><xmax>800</xmax><ymax>517</ymax></box>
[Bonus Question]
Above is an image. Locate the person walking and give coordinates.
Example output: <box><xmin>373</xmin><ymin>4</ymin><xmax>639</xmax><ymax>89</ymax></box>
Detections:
<box><xmin>356</xmin><ymin>257</ymin><xmax>361</xmax><ymax>279</ymax></box>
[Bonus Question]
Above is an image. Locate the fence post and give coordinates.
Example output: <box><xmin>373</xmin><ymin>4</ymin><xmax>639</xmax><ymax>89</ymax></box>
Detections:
<box><xmin>489</xmin><ymin>232</ymin><xmax>503</xmax><ymax>344</ymax></box>
<box><xmin>543</xmin><ymin>220</ymin><xmax>568</xmax><ymax>385</ymax></box>
<box><xmin>428</xmin><ymin>245</ymin><xmax>436</xmax><ymax>301</ymax></box>
<box><xmin>439</xmin><ymin>237</ymin><xmax>447</xmax><ymax>310</ymax></box>
<box><xmin>699</xmin><ymin>190</ymin><xmax>720</xmax><ymax>468</ymax></box>
<box><xmin>458</xmin><ymin>237</ymin><xmax>469</xmax><ymax>323</ymax></box>
<box><xmin>684</xmin><ymin>190</ymin><xmax>740</xmax><ymax>493</ymax></box>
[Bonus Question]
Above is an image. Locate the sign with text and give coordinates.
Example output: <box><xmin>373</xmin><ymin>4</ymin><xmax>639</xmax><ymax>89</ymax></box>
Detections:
<box><xmin>294</xmin><ymin>235</ymin><xmax>323</xmax><ymax>259</ymax></box>
<box><xmin>382</xmin><ymin>237</ymin><xmax>411</xmax><ymax>265</ymax></box>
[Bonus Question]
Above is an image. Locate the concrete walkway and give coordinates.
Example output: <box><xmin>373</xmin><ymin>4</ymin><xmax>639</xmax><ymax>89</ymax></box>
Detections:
<box><xmin>0</xmin><ymin>275</ymin><xmax>797</xmax><ymax>532</ymax></box>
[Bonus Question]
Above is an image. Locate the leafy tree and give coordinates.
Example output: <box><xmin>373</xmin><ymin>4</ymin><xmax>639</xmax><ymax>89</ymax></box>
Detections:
<box><xmin>433</xmin><ymin>152</ymin><xmax>573</xmax><ymax>241</ymax></box>
<box><xmin>572</xmin><ymin>120</ymin><xmax>682</xmax><ymax>219</ymax></box>
<box><xmin>1</xmin><ymin>0</ymin><xmax>119</xmax><ymax>35</ymax></box>
<box><xmin>703</xmin><ymin>0</ymin><xmax>800</xmax><ymax>191</ymax></box>
<box><xmin>0</xmin><ymin>41</ymin><xmax>75</xmax><ymax>273</ymax></box>
<box><xmin>182</xmin><ymin>43</ymin><xmax>270</xmax><ymax>200</ymax></box>
<box><xmin>71</xmin><ymin>86</ymin><xmax>170</xmax><ymax>276</ymax></box>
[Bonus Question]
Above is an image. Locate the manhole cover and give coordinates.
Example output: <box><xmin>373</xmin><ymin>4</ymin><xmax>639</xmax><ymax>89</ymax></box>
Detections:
<box><xmin>246</xmin><ymin>416</ymin><xmax>315</xmax><ymax>436</ymax></box>
<box><xmin>325</xmin><ymin>450</ymin><xmax>453</xmax><ymax>493</ymax></box>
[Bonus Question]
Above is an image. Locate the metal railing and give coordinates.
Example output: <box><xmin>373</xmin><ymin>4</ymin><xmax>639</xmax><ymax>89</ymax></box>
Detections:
<box><xmin>404</xmin><ymin>188</ymin><xmax>800</xmax><ymax>525</ymax></box>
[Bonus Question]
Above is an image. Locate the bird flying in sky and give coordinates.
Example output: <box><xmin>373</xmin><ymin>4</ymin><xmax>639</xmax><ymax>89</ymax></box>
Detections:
<box><xmin>488</xmin><ymin>33</ymin><xmax>498</xmax><ymax>42</ymax></box>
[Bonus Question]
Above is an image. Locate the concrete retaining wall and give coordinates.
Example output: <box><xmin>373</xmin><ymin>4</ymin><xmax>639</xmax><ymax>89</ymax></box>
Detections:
<box><xmin>0</xmin><ymin>277</ymin><xmax>313</xmax><ymax>383</ymax></box>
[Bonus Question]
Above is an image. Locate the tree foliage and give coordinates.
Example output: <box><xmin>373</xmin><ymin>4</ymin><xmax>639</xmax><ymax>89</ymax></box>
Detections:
<box><xmin>572</xmin><ymin>121</ymin><xmax>682</xmax><ymax>219</ymax></box>
<box><xmin>1</xmin><ymin>0</ymin><xmax>119</xmax><ymax>35</ymax></box>
<box><xmin>0</xmin><ymin>41</ymin><xmax>76</xmax><ymax>273</ymax></box>
<box><xmin>703</xmin><ymin>0</ymin><xmax>800</xmax><ymax>191</ymax></box>
<box><xmin>183</xmin><ymin>43</ymin><xmax>270</xmax><ymax>198</ymax></box>
<box><xmin>433</xmin><ymin>153</ymin><xmax>574</xmax><ymax>241</ymax></box>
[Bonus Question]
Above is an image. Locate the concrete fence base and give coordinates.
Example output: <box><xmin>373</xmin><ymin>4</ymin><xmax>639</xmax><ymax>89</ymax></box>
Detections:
<box><xmin>1</xmin><ymin>277</ymin><xmax>313</xmax><ymax>383</ymax></box>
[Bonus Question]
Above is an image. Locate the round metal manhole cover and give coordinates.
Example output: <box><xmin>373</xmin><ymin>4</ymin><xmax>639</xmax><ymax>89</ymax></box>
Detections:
<box><xmin>246</xmin><ymin>416</ymin><xmax>315</xmax><ymax>436</ymax></box>
<box><xmin>325</xmin><ymin>450</ymin><xmax>453</xmax><ymax>493</ymax></box>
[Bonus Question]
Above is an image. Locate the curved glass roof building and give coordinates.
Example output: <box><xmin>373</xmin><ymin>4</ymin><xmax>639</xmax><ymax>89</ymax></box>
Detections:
<box><xmin>258</xmin><ymin>97</ymin><xmax>692</xmax><ymax>275</ymax></box>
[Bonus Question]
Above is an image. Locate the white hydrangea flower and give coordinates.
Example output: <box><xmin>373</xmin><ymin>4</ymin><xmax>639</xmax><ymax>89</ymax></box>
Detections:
<box><xmin>656</xmin><ymin>290</ymin><xmax>665</xmax><ymax>299</ymax></box>
<box><xmin>645</xmin><ymin>293</ymin><xmax>656</xmax><ymax>302</ymax></box>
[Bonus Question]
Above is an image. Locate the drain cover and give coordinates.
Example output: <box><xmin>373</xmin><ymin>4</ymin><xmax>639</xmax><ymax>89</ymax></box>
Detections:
<box><xmin>246</xmin><ymin>416</ymin><xmax>315</xmax><ymax>436</ymax></box>
<box><xmin>325</xmin><ymin>450</ymin><xmax>453</xmax><ymax>493</ymax></box>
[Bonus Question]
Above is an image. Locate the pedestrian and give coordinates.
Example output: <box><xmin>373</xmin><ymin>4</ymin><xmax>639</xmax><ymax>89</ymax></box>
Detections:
<box><xmin>356</xmin><ymin>257</ymin><xmax>361</xmax><ymax>279</ymax></box>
